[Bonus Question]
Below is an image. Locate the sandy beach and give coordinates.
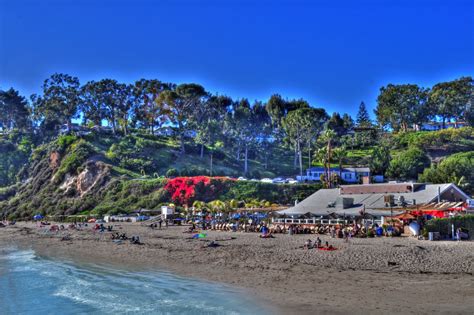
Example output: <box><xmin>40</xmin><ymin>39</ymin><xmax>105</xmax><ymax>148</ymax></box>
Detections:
<box><xmin>1</xmin><ymin>222</ymin><xmax>473</xmax><ymax>314</ymax></box>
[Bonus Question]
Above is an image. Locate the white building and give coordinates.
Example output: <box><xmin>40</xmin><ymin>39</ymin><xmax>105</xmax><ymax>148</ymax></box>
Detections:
<box><xmin>276</xmin><ymin>182</ymin><xmax>471</xmax><ymax>224</ymax></box>
<box><xmin>297</xmin><ymin>167</ymin><xmax>382</xmax><ymax>183</ymax></box>
<box><xmin>414</xmin><ymin>121</ymin><xmax>469</xmax><ymax>131</ymax></box>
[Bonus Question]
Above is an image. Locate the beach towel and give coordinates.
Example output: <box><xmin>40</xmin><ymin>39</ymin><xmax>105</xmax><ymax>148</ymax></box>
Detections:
<box><xmin>192</xmin><ymin>233</ymin><xmax>207</xmax><ymax>239</ymax></box>
<box><xmin>317</xmin><ymin>247</ymin><xmax>337</xmax><ymax>251</ymax></box>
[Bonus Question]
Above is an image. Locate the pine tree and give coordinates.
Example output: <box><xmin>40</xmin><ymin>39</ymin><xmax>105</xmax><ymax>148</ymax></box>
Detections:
<box><xmin>356</xmin><ymin>101</ymin><xmax>371</xmax><ymax>127</ymax></box>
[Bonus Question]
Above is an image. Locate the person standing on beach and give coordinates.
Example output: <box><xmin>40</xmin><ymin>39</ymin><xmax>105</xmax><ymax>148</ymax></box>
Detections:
<box><xmin>158</xmin><ymin>219</ymin><xmax>162</xmax><ymax>229</ymax></box>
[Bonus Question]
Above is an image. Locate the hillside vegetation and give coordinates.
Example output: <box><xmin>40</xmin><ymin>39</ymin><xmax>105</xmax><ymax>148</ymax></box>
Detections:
<box><xmin>0</xmin><ymin>134</ymin><xmax>320</xmax><ymax>219</ymax></box>
<box><xmin>0</xmin><ymin>74</ymin><xmax>473</xmax><ymax>218</ymax></box>
<box><xmin>1</xmin><ymin>127</ymin><xmax>473</xmax><ymax>220</ymax></box>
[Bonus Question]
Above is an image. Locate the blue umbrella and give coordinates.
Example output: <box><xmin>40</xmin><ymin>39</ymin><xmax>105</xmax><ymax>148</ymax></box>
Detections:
<box><xmin>33</xmin><ymin>214</ymin><xmax>44</xmax><ymax>220</ymax></box>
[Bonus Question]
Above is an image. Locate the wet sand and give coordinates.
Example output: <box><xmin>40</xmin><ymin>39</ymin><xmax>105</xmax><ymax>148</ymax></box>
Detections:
<box><xmin>1</xmin><ymin>222</ymin><xmax>473</xmax><ymax>314</ymax></box>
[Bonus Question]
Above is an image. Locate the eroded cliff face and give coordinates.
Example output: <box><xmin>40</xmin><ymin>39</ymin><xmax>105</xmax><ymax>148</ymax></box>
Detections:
<box><xmin>49</xmin><ymin>151</ymin><xmax>61</xmax><ymax>170</ymax></box>
<box><xmin>59</xmin><ymin>161</ymin><xmax>111</xmax><ymax>197</ymax></box>
<box><xmin>0</xmin><ymin>141</ymin><xmax>116</xmax><ymax>218</ymax></box>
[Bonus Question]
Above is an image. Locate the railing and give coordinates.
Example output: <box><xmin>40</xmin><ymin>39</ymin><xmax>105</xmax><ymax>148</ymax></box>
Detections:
<box><xmin>272</xmin><ymin>218</ymin><xmax>382</xmax><ymax>225</ymax></box>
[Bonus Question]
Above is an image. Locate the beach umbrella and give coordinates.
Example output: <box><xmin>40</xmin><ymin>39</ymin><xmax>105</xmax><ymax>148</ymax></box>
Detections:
<box><xmin>33</xmin><ymin>214</ymin><xmax>44</xmax><ymax>220</ymax></box>
<box><xmin>395</xmin><ymin>212</ymin><xmax>416</xmax><ymax>221</ymax></box>
<box><xmin>408</xmin><ymin>222</ymin><xmax>420</xmax><ymax>236</ymax></box>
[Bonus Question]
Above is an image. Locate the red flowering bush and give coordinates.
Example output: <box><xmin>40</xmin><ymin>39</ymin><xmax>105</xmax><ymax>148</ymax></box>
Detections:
<box><xmin>164</xmin><ymin>176</ymin><xmax>235</xmax><ymax>205</ymax></box>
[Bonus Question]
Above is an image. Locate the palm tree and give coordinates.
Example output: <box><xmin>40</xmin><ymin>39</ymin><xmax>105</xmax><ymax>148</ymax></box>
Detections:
<box><xmin>320</xmin><ymin>129</ymin><xmax>337</xmax><ymax>187</ymax></box>
<box><xmin>333</xmin><ymin>146</ymin><xmax>347</xmax><ymax>181</ymax></box>
<box><xmin>192</xmin><ymin>200</ymin><xmax>206</xmax><ymax>216</ymax></box>
<box><xmin>315</xmin><ymin>147</ymin><xmax>329</xmax><ymax>188</ymax></box>
<box><xmin>207</xmin><ymin>200</ymin><xmax>227</xmax><ymax>214</ymax></box>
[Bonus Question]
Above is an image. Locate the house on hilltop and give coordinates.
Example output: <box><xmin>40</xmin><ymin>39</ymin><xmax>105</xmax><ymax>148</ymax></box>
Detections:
<box><xmin>413</xmin><ymin>121</ymin><xmax>469</xmax><ymax>131</ymax></box>
<box><xmin>297</xmin><ymin>167</ymin><xmax>383</xmax><ymax>183</ymax></box>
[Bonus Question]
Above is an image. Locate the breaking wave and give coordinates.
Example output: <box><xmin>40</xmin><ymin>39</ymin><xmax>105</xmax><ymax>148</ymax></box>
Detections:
<box><xmin>0</xmin><ymin>248</ymin><xmax>267</xmax><ymax>315</ymax></box>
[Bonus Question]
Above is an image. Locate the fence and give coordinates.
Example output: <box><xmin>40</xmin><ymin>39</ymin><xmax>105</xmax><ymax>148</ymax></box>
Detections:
<box><xmin>425</xmin><ymin>215</ymin><xmax>474</xmax><ymax>240</ymax></box>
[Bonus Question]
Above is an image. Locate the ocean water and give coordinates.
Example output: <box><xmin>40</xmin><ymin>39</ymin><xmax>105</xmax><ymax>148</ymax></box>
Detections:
<box><xmin>0</xmin><ymin>248</ymin><xmax>269</xmax><ymax>315</ymax></box>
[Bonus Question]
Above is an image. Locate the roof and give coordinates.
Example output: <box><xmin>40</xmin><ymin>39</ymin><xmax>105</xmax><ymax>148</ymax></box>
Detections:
<box><xmin>423</xmin><ymin>121</ymin><xmax>467</xmax><ymax>126</ymax></box>
<box><xmin>344</xmin><ymin>167</ymin><xmax>370</xmax><ymax>173</ymax></box>
<box><xmin>307</xmin><ymin>167</ymin><xmax>370</xmax><ymax>173</ymax></box>
<box><xmin>279</xmin><ymin>183</ymin><xmax>462</xmax><ymax>217</ymax></box>
<box><xmin>307</xmin><ymin>167</ymin><xmax>326</xmax><ymax>172</ymax></box>
<box><xmin>340</xmin><ymin>182</ymin><xmax>419</xmax><ymax>194</ymax></box>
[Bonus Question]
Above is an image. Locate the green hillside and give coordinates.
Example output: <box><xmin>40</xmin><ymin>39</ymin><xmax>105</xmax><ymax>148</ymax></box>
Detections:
<box><xmin>1</xmin><ymin>71</ymin><xmax>473</xmax><ymax>219</ymax></box>
<box><xmin>0</xmin><ymin>133</ymin><xmax>320</xmax><ymax>219</ymax></box>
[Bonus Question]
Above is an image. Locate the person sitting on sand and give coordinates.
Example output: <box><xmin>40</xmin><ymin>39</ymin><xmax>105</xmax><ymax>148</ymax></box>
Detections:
<box><xmin>117</xmin><ymin>233</ymin><xmax>127</xmax><ymax>240</ymax></box>
<box><xmin>304</xmin><ymin>239</ymin><xmax>313</xmax><ymax>249</ymax></box>
<box><xmin>315</xmin><ymin>237</ymin><xmax>322</xmax><ymax>248</ymax></box>
<box><xmin>260</xmin><ymin>232</ymin><xmax>274</xmax><ymax>238</ymax></box>
<box><xmin>130</xmin><ymin>236</ymin><xmax>141</xmax><ymax>244</ymax></box>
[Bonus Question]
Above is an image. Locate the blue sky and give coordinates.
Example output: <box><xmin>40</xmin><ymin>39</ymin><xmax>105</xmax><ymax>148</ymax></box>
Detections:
<box><xmin>0</xmin><ymin>0</ymin><xmax>473</xmax><ymax>118</ymax></box>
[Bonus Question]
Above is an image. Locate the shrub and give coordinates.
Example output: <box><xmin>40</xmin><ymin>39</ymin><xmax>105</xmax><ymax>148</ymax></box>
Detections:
<box><xmin>424</xmin><ymin>215</ymin><xmax>474</xmax><ymax>239</ymax></box>
<box><xmin>419</xmin><ymin>151</ymin><xmax>474</xmax><ymax>194</ymax></box>
<box><xmin>55</xmin><ymin>140</ymin><xmax>95</xmax><ymax>182</ymax></box>
<box><xmin>164</xmin><ymin>176</ymin><xmax>235</xmax><ymax>205</ymax></box>
<box><xmin>395</xmin><ymin>127</ymin><xmax>474</xmax><ymax>150</ymax></box>
<box><xmin>57</xmin><ymin>135</ymin><xmax>77</xmax><ymax>150</ymax></box>
<box><xmin>386</xmin><ymin>147</ymin><xmax>430</xmax><ymax>180</ymax></box>
<box><xmin>166</xmin><ymin>168</ymin><xmax>178</xmax><ymax>177</ymax></box>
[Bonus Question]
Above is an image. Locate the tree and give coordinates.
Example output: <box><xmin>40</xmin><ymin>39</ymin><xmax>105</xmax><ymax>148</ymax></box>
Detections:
<box><xmin>194</xmin><ymin>95</ymin><xmax>231</xmax><ymax>158</ymax></box>
<box><xmin>429</xmin><ymin>76</ymin><xmax>473</xmax><ymax>128</ymax></box>
<box><xmin>386</xmin><ymin>148</ymin><xmax>430</xmax><ymax>180</ymax></box>
<box><xmin>282</xmin><ymin>108</ymin><xmax>327</xmax><ymax>177</ymax></box>
<box><xmin>31</xmin><ymin>73</ymin><xmax>80</xmax><ymax>132</ymax></box>
<box><xmin>132</xmin><ymin>79</ymin><xmax>174</xmax><ymax>134</ymax></box>
<box><xmin>356</xmin><ymin>102</ymin><xmax>371</xmax><ymax>127</ymax></box>
<box><xmin>81</xmin><ymin>79</ymin><xmax>134</xmax><ymax>134</ymax></box>
<box><xmin>228</xmin><ymin>99</ymin><xmax>254</xmax><ymax>174</ymax></box>
<box><xmin>375</xmin><ymin>84</ymin><xmax>429</xmax><ymax>131</ymax></box>
<box><xmin>315</xmin><ymin>147</ymin><xmax>329</xmax><ymax>188</ymax></box>
<box><xmin>265</xmin><ymin>95</ymin><xmax>309</xmax><ymax>143</ymax></box>
<box><xmin>332</xmin><ymin>146</ymin><xmax>347</xmax><ymax>176</ymax></box>
<box><xmin>419</xmin><ymin>151</ymin><xmax>474</xmax><ymax>194</ymax></box>
<box><xmin>251</xmin><ymin>101</ymin><xmax>273</xmax><ymax>169</ymax></box>
<box><xmin>157</xmin><ymin>83</ymin><xmax>207</xmax><ymax>154</ymax></box>
<box><xmin>326</xmin><ymin>112</ymin><xmax>348</xmax><ymax>136</ymax></box>
<box><xmin>0</xmin><ymin>88</ymin><xmax>30</xmax><ymax>131</ymax></box>
<box><xmin>80</xmin><ymin>81</ymin><xmax>105</xmax><ymax>126</ymax></box>
<box><xmin>265</xmin><ymin>94</ymin><xmax>287</xmax><ymax>127</ymax></box>
<box><xmin>370</xmin><ymin>145</ymin><xmax>391</xmax><ymax>175</ymax></box>
<box><xmin>342</xmin><ymin>113</ymin><xmax>354</xmax><ymax>131</ymax></box>
<box><xmin>207</xmin><ymin>200</ymin><xmax>228</xmax><ymax>214</ymax></box>
<box><xmin>314</xmin><ymin>128</ymin><xmax>337</xmax><ymax>188</ymax></box>
<box><xmin>195</xmin><ymin>119</ymin><xmax>222</xmax><ymax>175</ymax></box>
<box><xmin>115</xmin><ymin>83</ymin><xmax>136</xmax><ymax>135</ymax></box>
<box><xmin>305</xmin><ymin>108</ymin><xmax>328</xmax><ymax>168</ymax></box>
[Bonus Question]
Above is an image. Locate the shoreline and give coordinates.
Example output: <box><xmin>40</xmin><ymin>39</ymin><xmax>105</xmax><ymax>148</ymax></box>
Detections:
<box><xmin>2</xmin><ymin>222</ymin><xmax>474</xmax><ymax>314</ymax></box>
